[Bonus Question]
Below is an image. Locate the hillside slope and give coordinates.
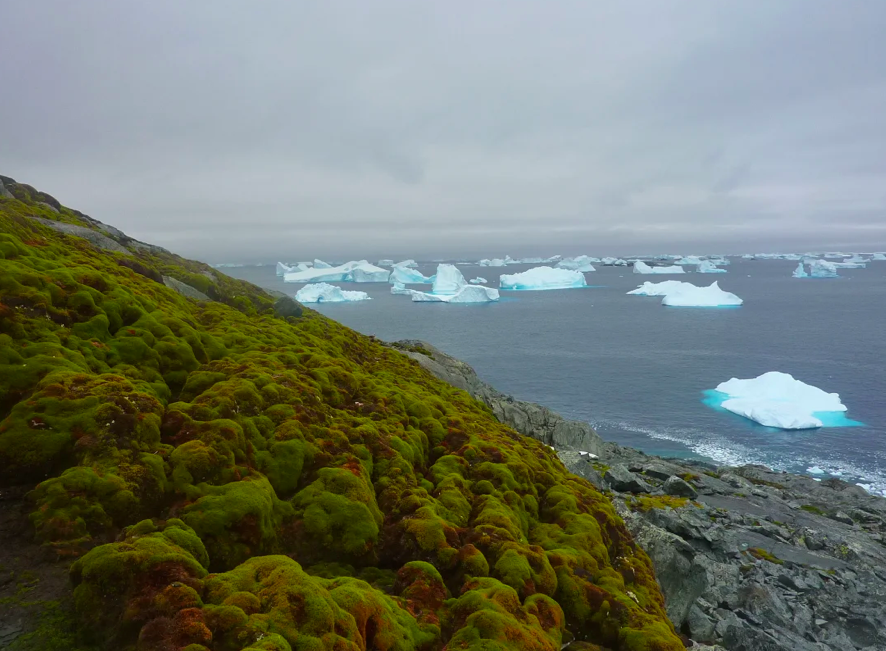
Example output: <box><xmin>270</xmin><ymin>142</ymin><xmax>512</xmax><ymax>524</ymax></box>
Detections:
<box><xmin>0</xmin><ymin>176</ymin><xmax>683</xmax><ymax>651</ymax></box>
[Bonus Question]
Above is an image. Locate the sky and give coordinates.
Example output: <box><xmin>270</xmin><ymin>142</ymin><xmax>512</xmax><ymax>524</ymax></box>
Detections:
<box><xmin>2</xmin><ymin>1</ymin><xmax>885</xmax><ymax>262</ymax></box>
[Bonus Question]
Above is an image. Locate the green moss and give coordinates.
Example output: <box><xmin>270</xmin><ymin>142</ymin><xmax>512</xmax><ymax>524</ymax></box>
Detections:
<box><xmin>800</xmin><ymin>504</ymin><xmax>826</xmax><ymax>516</ymax></box>
<box><xmin>627</xmin><ymin>495</ymin><xmax>689</xmax><ymax>512</ymax></box>
<box><xmin>747</xmin><ymin>547</ymin><xmax>784</xmax><ymax>565</ymax></box>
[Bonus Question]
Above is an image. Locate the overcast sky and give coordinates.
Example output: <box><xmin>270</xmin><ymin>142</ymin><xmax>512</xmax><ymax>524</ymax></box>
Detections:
<box><xmin>2</xmin><ymin>1</ymin><xmax>885</xmax><ymax>261</ymax></box>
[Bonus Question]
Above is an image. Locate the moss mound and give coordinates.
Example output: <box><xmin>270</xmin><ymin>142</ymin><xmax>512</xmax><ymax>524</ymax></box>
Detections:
<box><xmin>0</xmin><ymin>180</ymin><xmax>682</xmax><ymax>649</ymax></box>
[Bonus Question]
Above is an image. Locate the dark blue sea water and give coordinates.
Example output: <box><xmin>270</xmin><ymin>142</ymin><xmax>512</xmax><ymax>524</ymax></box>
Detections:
<box><xmin>225</xmin><ymin>260</ymin><xmax>886</xmax><ymax>495</ymax></box>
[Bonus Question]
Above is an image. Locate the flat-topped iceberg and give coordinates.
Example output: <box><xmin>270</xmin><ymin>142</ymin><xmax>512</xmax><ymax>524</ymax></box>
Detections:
<box><xmin>661</xmin><ymin>281</ymin><xmax>743</xmax><ymax>307</ymax></box>
<box><xmin>499</xmin><ymin>266</ymin><xmax>587</xmax><ymax>290</ymax></box>
<box><xmin>675</xmin><ymin>255</ymin><xmax>703</xmax><ymax>265</ymax></box>
<box><xmin>697</xmin><ymin>260</ymin><xmax>726</xmax><ymax>274</ymax></box>
<box><xmin>627</xmin><ymin>280</ymin><xmax>695</xmax><ymax>297</ymax></box>
<box><xmin>633</xmin><ymin>261</ymin><xmax>685</xmax><ymax>275</ymax></box>
<box><xmin>284</xmin><ymin>260</ymin><xmax>390</xmax><ymax>283</ymax></box>
<box><xmin>479</xmin><ymin>258</ymin><xmax>508</xmax><ymax>267</ymax></box>
<box><xmin>808</xmin><ymin>259</ymin><xmax>838</xmax><ymax>278</ymax></box>
<box><xmin>411</xmin><ymin>285</ymin><xmax>500</xmax><ymax>303</ymax></box>
<box><xmin>831</xmin><ymin>260</ymin><xmax>866</xmax><ymax>269</ymax></box>
<box><xmin>390</xmin><ymin>266</ymin><xmax>433</xmax><ymax>284</ymax></box>
<box><xmin>872</xmin><ymin>253</ymin><xmax>886</xmax><ymax>261</ymax></box>
<box><xmin>710</xmin><ymin>371</ymin><xmax>848</xmax><ymax>430</ymax></box>
<box><xmin>601</xmin><ymin>257</ymin><xmax>629</xmax><ymax>266</ymax></box>
<box><xmin>469</xmin><ymin>277</ymin><xmax>488</xmax><ymax>284</ymax></box>
<box><xmin>792</xmin><ymin>263</ymin><xmax>808</xmax><ymax>278</ymax></box>
<box><xmin>391</xmin><ymin>282</ymin><xmax>413</xmax><ymax>296</ymax></box>
<box><xmin>295</xmin><ymin>283</ymin><xmax>371</xmax><ymax>303</ymax></box>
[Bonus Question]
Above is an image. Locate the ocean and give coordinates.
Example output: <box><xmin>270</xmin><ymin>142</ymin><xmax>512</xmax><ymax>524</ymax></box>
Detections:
<box><xmin>224</xmin><ymin>259</ymin><xmax>886</xmax><ymax>495</ymax></box>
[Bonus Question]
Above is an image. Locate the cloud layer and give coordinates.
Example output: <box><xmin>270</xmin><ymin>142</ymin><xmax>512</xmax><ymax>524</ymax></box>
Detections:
<box><xmin>2</xmin><ymin>1</ymin><xmax>885</xmax><ymax>261</ymax></box>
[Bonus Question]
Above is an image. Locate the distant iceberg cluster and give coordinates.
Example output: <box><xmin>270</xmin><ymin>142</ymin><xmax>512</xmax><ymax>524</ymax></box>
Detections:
<box><xmin>633</xmin><ymin>261</ymin><xmax>685</xmax><ymax>275</ymax></box>
<box><xmin>707</xmin><ymin>372</ymin><xmax>854</xmax><ymax>430</ymax></box>
<box><xmin>283</xmin><ymin>260</ymin><xmax>390</xmax><ymax>284</ymax></box>
<box><xmin>499</xmin><ymin>266</ymin><xmax>587</xmax><ymax>291</ymax></box>
<box><xmin>696</xmin><ymin>260</ymin><xmax>727</xmax><ymax>274</ymax></box>
<box><xmin>405</xmin><ymin>264</ymin><xmax>499</xmax><ymax>303</ymax></box>
<box><xmin>628</xmin><ymin>280</ymin><xmax>742</xmax><ymax>307</ymax></box>
<box><xmin>295</xmin><ymin>283</ymin><xmax>371</xmax><ymax>303</ymax></box>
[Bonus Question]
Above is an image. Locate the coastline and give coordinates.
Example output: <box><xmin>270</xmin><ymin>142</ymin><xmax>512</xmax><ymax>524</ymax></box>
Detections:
<box><xmin>392</xmin><ymin>339</ymin><xmax>886</xmax><ymax>651</ymax></box>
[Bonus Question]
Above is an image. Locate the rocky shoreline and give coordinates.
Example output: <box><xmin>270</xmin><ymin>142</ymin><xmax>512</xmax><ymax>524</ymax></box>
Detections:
<box><xmin>393</xmin><ymin>340</ymin><xmax>886</xmax><ymax>651</ymax></box>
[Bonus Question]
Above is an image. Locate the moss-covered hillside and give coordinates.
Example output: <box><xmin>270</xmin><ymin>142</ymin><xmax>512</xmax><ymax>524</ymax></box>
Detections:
<box><xmin>0</xmin><ymin>177</ymin><xmax>683</xmax><ymax>651</ymax></box>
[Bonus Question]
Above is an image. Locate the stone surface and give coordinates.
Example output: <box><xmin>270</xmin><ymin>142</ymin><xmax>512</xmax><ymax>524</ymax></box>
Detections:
<box><xmin>274</xmin><ymin>295</ymin><xmax>304</xmax><ymax>318</ymax></box>
<box><xmin>664</xmin><ymin>476</ymin><xmax>699</xmax><ymax>498</ymax></box>
<box><xmin>162</xmin><ymin>275</ymin><xmax>210</xmax><ymax>301</ymax></box>
<box><xmin>605</xmin><ymin>465</ymin><xmax>652</xmax><ymax>493</ymax></box>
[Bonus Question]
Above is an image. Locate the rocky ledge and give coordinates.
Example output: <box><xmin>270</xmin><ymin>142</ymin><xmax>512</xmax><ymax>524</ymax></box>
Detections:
<box><xmin>398</xmin><ymin>340</ymin><xmax>886</xmax><ymax>651</ymax></box>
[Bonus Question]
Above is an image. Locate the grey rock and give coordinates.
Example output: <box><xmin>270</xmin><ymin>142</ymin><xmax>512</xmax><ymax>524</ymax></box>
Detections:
<box><xmin>830</xmin><ymin>510</ymin><xmax>854</xmax><ymax>525</ymax></box>
<box><xmin>391</xmin><ymin>340</ymin><xmax>604</xmax><ymax>454</ymax></box>
<box><xmin>274</xmin><ymin>295</ymin><xmax>304</xmax><ymax>318</ymax></box>
<box><xmin>687</xmin><ymin>602</ymin><xmax>717</xmax><ymax>642</ymax></box>
<box><xmin>37</xmin><ymin>200</ymin><xmax>60</xmax><ymax>213</ymax></box>
<box><xmin>604</xmin><ymin>464</ymin><xmax>651</xmax><ymax>493</ymax></box>
<box><xmin>162</xmin><ymin>276</ymin><xmax>210</xmax><ymax>301</ymax></box>
<box><xmin>0</xmin><ymin>177</ymin><xmax>13</xmax><ymax>199</ymax></box>
<box><xmin>557</xmin><ymin>451</ymin><xmax>604</xmax><ymax>490</ymax></box>
<box><xmin>664</xmin><ymin>476</ymin><xmax>698</xmax><ymax>499</ymax></box>
<box><xmin>28</xmin><ymin>216</ymin><xmax>132</xmax><ymax>254</ymax></box>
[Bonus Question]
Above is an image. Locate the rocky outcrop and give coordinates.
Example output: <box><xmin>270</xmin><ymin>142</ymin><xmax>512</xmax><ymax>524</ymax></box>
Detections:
<box><xmin>0</xmin><ymin>177</ymin><xmax>13</xmax><ymax>199</ymax></box>
<box><xmin>162</xmin><ymin>275</ymin><xmax>210</xmax><ymax>301</ymax></box>
<box><xmin>391</xmin><ymin>340</ymin><xmax>604</xmax><ymax>454</ymax></box>
<box><xmin>406</xmin><ymin>341</ymin><xmax>886</xmax><ymax>650</ymax></box>
<box><xmin>28</xmin><ymin>216</ymin><xmax>132</xmax><ymax>254</ymax></box>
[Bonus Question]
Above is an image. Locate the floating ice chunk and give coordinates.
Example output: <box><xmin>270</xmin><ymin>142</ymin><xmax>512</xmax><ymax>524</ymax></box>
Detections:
<box><xmin>741</xmin><ymin>254</ymin><xmax>754</xmax><ymax>259</ymax></box>
<box><xmin>633</xmin><ymin>261</ymin><xmax>685</xmax><ymax>275</ymax></box>
<box><xmin>377</xmin><ymin>259</ymin><xmax>394</xmax><ymax>267</ymax></box>
<box><xmin>390</xmin><ymin>266</ymin><xmax>433</xmax><ymax>284</ymax></box>
<box><xmin>432</xmin><ymin>264</ymin><xmax>468</xmax><ymax>294</ymax></box>
<box><xmin>792</xmin><ymin>263</ymin><xmax>808</xmax><ymax>278</ymax></box>
<box><xmin>713</xmin><ymin>371</ymin><xmax>847</xmax><ymax>430</ymax></box>
<box><xmin>675</xmin><ymin>255</ymin><xmax>703</xmax><ymax>265</ymax></box>
<box><xmin>469</xmin><ymin>277</ymin><xmax>488</xmax><ymax>284</ymax></box>
<box><xmin>808</xmin><ymin>260</ymin><xmax>838</xmax><ymax>278</ymax></box>
<box><xmin>556</xmin><ymin>255</ymin><xmax>597</xmax><ymax>272</ymax></box>
<box><xmin>831</xmin><ymin>260</ymin><xmax>866</xmax><ymax>269</ymax></box>
<box><xmin>313</xmin><ymin>259</ymin><xmax>332</xmax><ymax>269</ymax></box>
<box><xmin>601</xmin><ymin>257</ymin><xmax>629</xmax><ymax>266</ymax></box>
<box><xmin>276</xmin><ymin>262</ymin><xmax>293</xmax><ymax>276</ymax></box>
<box><xmin>284</xmin><ymin>260</ymin><xmax>390</xmax><ymax>283</ymax></box>
<box><xmin>661</xmin><ymin>281</ymin><xmax>743</xmax><ymax>307</ymax></box>
<box><xmin>479</xmin><ymin>258</ymin><xmax>508</xmax><ymax>267</ymax></box>
<box><xmin>872</xmin><ymin>253</ymin><xmax>886</xmax><ymax>261</ymax></box>
<box><xmin>410</xmin><ymin>285</ymin><xmax>499</xmax><ymax>303</ymax></box>
<box><xmin>295</xmin><ymin>283</ymin><xmax>370</xmax><ymax>303</ymax></box>
<box><xmin>627</xmin><ymin>280</ymin><xmax>695</xmax><ymax>296</ymax></box>
<box><xmin>499</xmin><ymin>266</ymin><xmax>587</xmax><ymax>290</ymax></box>
<box><xmin>807</xmin><ymin>466</ymin><xmax>825</xmax><ymax>475</ymax></box>
<box><xmin>393</xmin><ymin>259</ymin><xmax>418</xmax><ymax>268</ymax></box>
<box><xmin>697</xmin><ymin>260</ymin><xmax>727</xmax><ymax>274</ymax></box>
<box><xmin>391</xmin><ymin>282</ymin><xmax>414</xmax><ymax>296</ymax></box>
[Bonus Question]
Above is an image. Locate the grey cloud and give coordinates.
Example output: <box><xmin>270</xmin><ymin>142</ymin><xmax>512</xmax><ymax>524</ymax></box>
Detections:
<box><xmin>1</xmin><ymin>0</ymin><xmax>885</xmax><ymax>262</ymax></box>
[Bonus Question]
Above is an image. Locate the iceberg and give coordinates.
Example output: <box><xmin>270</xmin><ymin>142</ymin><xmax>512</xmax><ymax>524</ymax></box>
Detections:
<box><xmin>389</xmin><ymin>266</ymin><xmax>433</xmax><ymax>284</ymax></box>
<box><xmin>792</xmin><ymin>263</ymin><xmax>808</xmax><ymax>278</ymax></box>
<box><xmin>431</xmin><ymin>263</ymin><xmax>469</xmax><ymax>294</ymax></box>
<box><xmin>696</xmin><ymin>260</ymin><xmax>727</xmax><ymax>274</ymax></box>
<box><xmin>393</xmin><ymin>259</ymin><xmax>418</xmax><ymax>268</ymax></box>
<box><xmin>411</xmin><ymin>285</ymin><xmax>499</xmax><ymax>303</ymax></box>
<box><xmin>831</xmin><ymin>261</ymin><xmax>866</xmax><ymax>269</ymax></box>
<box><xmin>741</xmin><ymin>254</ymin><xmax>754</xmax><ymax>260</ymax></box>
<box><xmin>661</xmin><ymin>281</ymin><xmax>743</xmax><ymax>307</ymax></box>
<box><xmin>276</xmin><ymin>262</ymin><xmax>292</xmax><ymax>276</ymax></box>
<box><xmin>872</xmin><ymin>253</ymin><xmax>886</xmax><ymax>261</ymax></box>
<box><xmin>601</xmin><ymin>257</ymin><xmax>629</xmax><ymax>266</ymax></box>
<box><xmin>377</xmin><ymin>259</ymin><xmax>394</xmax><ymax>267</ymax></box>
<box><xmin>633</xmin><ymin>261</ymin><xmax>685</xmax><ymax>275</ymax></box>
<box><xmin>313</xmin><ymin>259</ymin><xmax>332</xmax><ymax>269</ymax></box>
<box><xmin>469</xmin><ymin>277</ymin><xmax>488</xmax><ymax>284</ymax></box>
<box><xmin>499</xmin><ymin>266</ymin><xmax>587</xmax><ymax>290</ymax></box>
<box><xmin>675</xmin><ymin>255</ymin><xmax>703</xmax><ymax>265</ymax></box>
<box><xmin>627</xmin><ymin>280</ymin><xmax>695</xmax><ymax>297</ymax></box>
<box><xmin>712</xmin><ymin>371</ymin><xmax>848</xmax><ymax>430</ymax></box>
<box><xmin>556</xmin><ymin>255</ymin><xmax>597</xmax><ymax>272</ymax></box>
<box><xmin>479</xmin><ymin>258</ymin><xmax>508</xmax><ymax>267</ymax></box>
<box><xmin>390</xmin><ymin>282</ymin><xmax>414</xmax><ymax>296</ymax></box>
<box><xmin>808</xmin><ymin>259</ymin><xmax>838</xmax><ymax>278</ymax></box>
<box><xmin>295</xmin><ymin>283</ymin><xmax>371</xmax><ymax>303</ymax></box>
<box><xmin>284</xmin><ymin>260</ymin><xmax>390</xmax><ymax>284</ymax></box>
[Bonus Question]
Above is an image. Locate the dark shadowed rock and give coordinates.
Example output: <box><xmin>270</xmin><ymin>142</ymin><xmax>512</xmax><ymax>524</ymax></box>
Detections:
<box><xmin>274</xmin><ymin>295</ymin><xmax>304</xmax><ymax>318</ymax></box>
<box><xmin>558</xmin><ymin>451</ymin><xmax>605</xmax><ymax>490</ymax></box>
<box><xmin>664</xmin><ymin>476</ymin><xmax>698</xmax><ymax>499</ymax></box>
<box><xmin>117</xmin><ymin>258</ymin><xmax>163</xmax><ymax>284</ymax></box>
<box><xmin>0</xmin><ymin>177</ymin><xmax>13</xmax><ymax>199</ymax></box>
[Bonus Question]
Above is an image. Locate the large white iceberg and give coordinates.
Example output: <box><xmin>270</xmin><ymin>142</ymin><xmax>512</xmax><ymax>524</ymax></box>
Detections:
<box><xmin>469</xmin><ymin>277</ymin><xmax>488</xmax><ymax>284</ymax></box>
<box><xmin>478</xmin><ymin>258</ymin><xmax>508</xmax><ymax>267</ymax></box>
<box><xmin>390</xmin><ymin>266</ymin><xmax>433</xmax><ymax>284</ymax></box>
<box><xmin>661</xmin><ymin>281</ymin><xmax>743</xmax><ymax>307</ymax></box>
<box><xmin>872</xmin><ymin>253</ymin><xmax>886</xmax><ymax>261</ymax></box>
<box><xmin>393</xmin><ymin>259</ymin><xmax>418</xmax><ymax>268</ymax></box>
<box><xmin>499</xmin><ymin>266</ymin><xmax>587</xmax><ymax>290</ymax></box>
<box><xmin>713</xmin><ymin>371</ymin><xmax>847</xmax><ymax>430</ymax></box>
<box><xmin>556</xmin><ymin>255</ymin><xmax>597</xmax><ymax>272</ymax></box>
<box><xmin>295</xmin><ymin>283</ymin><xmax>371</xmax><ymax>303</ymax></box>
<box><xmin>601</xmin><ymin>257</ymin><xmax>629</xmax><ymax>266</ymax></box>
<box><xmin>284</xmin><ymin>260</ymin><xmax>390</xmax><ymax>284</ymax></box>
<box><xmin>675</xmin><ymin>255</ymin><xmax>703</xmax><ymax>265</ymax></box>
<box><xmin>313</xmin><ymin>259</ymin><xmax>332</xmax><ymax>269</ymax></box>
<box><xmin>633</xmin><ymin>261</ymin><xmax>685</xmax><ymax>275</ymax></box>
<box><xmin>697</xmin><ymin>260</ymin><xmax>727</xmax><ymax>274</ymax></box>
<box><xmin>792</xmin><ymin>263</ymin><xmax>808</xmax><ymax>278</ymax></box>
<box><xmin>627</xmin><ymin>280</ymin><xmax>695</xmax><ymax>296</ymax></box>
<box><xmin>808</xmin><ymin>259</ymin><xmax>838</xmax><ymax>278</ymax></box>
<box><xmin>411</xmin><ymin>285</ymin><xmax>500</xmax><ymax>303</ymax></box>
<box><xmin>431</xmin><ymin>264</ymin><xmax>469</xmax><ymax>294</ymax></box>
<box><xmin>276</xmin><ymin>262</ymin><xmax>293</xmax><ymax>276</ymax></box>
